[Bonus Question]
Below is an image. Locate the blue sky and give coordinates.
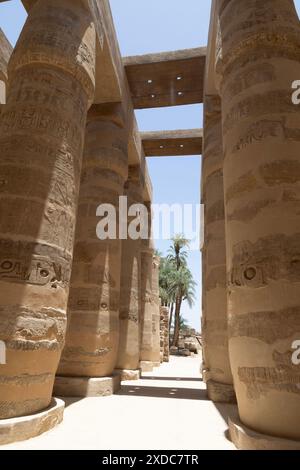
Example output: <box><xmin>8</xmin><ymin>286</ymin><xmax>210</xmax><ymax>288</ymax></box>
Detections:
<box><xmin>1</xmin><ymin>1</ymin><xmax>300</xmax><ymax>331</ymax></box>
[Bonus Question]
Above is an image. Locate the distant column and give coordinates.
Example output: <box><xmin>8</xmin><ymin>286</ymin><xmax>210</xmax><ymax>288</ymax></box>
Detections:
<box><xmin>160</xmin><ymin>306</ymin><xmax>170</xmax><ymax>363</ymax></box>
<box><xmin>56</xmin><ymin>103</ymin><xmax>128</xmax><ymax>392</ymax></box>
<box><xmin>140</xmin><ymin>202</ymin><xmax>155</xmax><ymax>373</ymax></box>
<box><xmin>151</xmin><ymin>255</ymin><xmax>161</xmax><ymax>366</ymax></box>
<box><xmin>201</xmin><ymin>94</ymin><xmax>235</xmax><ymax>403</ymax></box>
<box><xmin>217</xmin><ymin>0</ymin><xmax>300</xmax><ymax>442</ymax></box>
<box><xmin>116</xmin><ymin>166</ymin><xmax>144</xmax><ymax>380</ymax></box>
<box><xmin>0</xmin><ymin>0</ymin><xmax>95</xmax><ymax>418</ymax></box>
<box><xmin>0</xmin><ymin>29</ymin><xmax>12</xmax><ymax>104</ymax></box>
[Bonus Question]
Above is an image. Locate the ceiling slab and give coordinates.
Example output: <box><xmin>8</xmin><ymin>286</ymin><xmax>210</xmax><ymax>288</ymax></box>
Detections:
<box><xmin>141</xmin><ymin>129</ymin><xmax>203</xmax><ymax>157</ymax></box>
<box><xmin>124</xmin><ymin>48</ymin><xmax>206</xmax><ymax>109</ymax></box>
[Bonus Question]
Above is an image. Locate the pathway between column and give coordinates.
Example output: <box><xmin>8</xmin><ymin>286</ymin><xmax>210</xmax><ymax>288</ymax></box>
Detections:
<box><xmin>2</xmin><ymin>356</ymin><xmax>236</xmax><ymax>450</ymax></box>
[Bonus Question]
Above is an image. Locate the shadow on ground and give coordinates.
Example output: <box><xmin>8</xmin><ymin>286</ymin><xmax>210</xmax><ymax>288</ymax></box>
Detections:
<box><xmin>118</xmin><ymin>385</ymin><xmax>208</xmax><ymax>400</ymax></box>
<box><xmin>141</xmin><ymin>376</ymin><xmax>203</xmax><ymax>382</ymax></box>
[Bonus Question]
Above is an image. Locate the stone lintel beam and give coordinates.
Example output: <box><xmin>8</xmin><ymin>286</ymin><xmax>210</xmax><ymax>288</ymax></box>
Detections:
<box><xmin>141</xmin><ymin>129</ymin><xmax>203</xmax><ymax>157</ymax></box>
<box><xmin>124</xmin><ymin>47</ymin><xmax>206</xmax><ymax>109</ymax></box>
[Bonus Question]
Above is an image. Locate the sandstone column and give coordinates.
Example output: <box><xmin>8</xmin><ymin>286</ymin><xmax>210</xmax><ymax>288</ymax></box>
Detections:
<box><xmin>0</xmin><ymin>28</ymin><xmax>12</xmax><ymax>104</ymax></box>
<box><xmin>0</xmin><ymin>0</ymin><xmax>96</xmax><ymax>419</ymax></box>
<box><xmin>151</xmin><ymin>255</ymin><xmax>161</xmax><ymax>366</ymax></box>
<box><xmin>160</xmin><ymin>306</ymin><xmax>170</xmax><ymax>363</ymax></box>
<box><xmin>139</xmin><ymin>202</ymin><xmax>155</xmax><ymax>373</ymax></box>
<box><xmin>116</xmin><ymin>165</ymin><xmax>144</xmax><ymax>380</ymax></box>
<box><xmin>55</xmin><ymin>103</ymin><xmax>128</xmax><ymax>394</ymax></box>
<box><xmin>201</xmin><ymin>94</ymin><xmax>235</xmax><ymax>403</ymax></box>
<box><xmin>217</xmin><ymin>0</ymin><xmax>300</xmax><ymax>442</ymax></box>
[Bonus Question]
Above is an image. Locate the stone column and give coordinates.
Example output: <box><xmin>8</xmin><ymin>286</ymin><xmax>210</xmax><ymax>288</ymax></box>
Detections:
<box><xmin>116</xmin><ymin>165</ymin><xmax>143</xmax><ymax>380</ymax></box>
<box><xmin>217</xmin><ymin>0</ymin><xmax>300</xmax><ymax>444</ymax></box>
<box><xmin>0</xmin><ymin>28</ymin><xmax>12</xmax><ymax>104</ymax></box>
<box><xmin>160</xmin><ymin>306</ymin><xmax>170</xmax><ymax>363</ymax></box>
<box><xmin>201</xmin><ymin>94</ymin><xmax>235</xmax><ymax>403</ymax></box>
<box><xmin>54</xmin><ymin>103</ymin><xmax>128</xmax><ymax>396</ymax></box>
<box><xmin>139</xmin><ymin>202</ymin><xmax>155</xmax><ymax>373</ymax></box>
<box><xmin>151</xmin><ymin>255</ymin><xmax>161</xmax><ymax>366</ymax></box>
<box><xmin>0</xmin><ymin>0</ymin><xmax>95</xmax><ymax>420</ymax></box>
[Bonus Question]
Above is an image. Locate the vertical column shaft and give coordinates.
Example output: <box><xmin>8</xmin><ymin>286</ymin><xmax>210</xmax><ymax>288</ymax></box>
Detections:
<box><xmin>201</xmin><ymin>94</ymin><xmax>234</xmax><ymax>402</ymax></box>
<box><xmin>140</xmin><ymin>201</ymin><xmax>155</xmax><ymax>371</ymax></box>
<box><xmin>0</xmin><ymin>0</ymin><xmax>96</xmax><ymax>418</ymax></box>
<box><xmin>160</xmin><ymin>306</ymin><xmax>170</xmax><ymax>363</ymax></box>
<box><xmin>116</xmin><ymin>165</ymin><xmax>144</xmax><ymax>373</ymax></box>
<box><xmin>58</xmin><ymin>103</ymin><xmax>128</xmax><ymax>378</ymax></box>
<box><xmin>217</xmin><ymin>0</ymin><xmax>300</xmax><ymax>439</ymax></box>
<box><xmin>0</xmin><ymin>28</ymin><xmax>12</xmax><ymax>104</ymax></box>
<box><xmin>151</xmin><ymin>255</ymin><xmax>161</xmax><ymax>365</ymax></box>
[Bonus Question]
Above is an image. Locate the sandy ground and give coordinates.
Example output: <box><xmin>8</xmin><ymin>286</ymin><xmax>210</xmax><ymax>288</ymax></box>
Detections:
<box><xmin>1</xmin><ymin>355</ymin><xmax>236</xmax><ymax>450</ymax></box>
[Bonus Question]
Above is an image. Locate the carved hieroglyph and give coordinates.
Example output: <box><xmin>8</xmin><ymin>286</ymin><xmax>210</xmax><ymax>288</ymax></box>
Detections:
<box><xmin>217</xmin><ymin>0</ymin><xmax>300</xmax><ymax>439</ymax></box>
<box><xmin>201</xmin><ymin>94</ymin><xmax>234</xmax><ymax>401</ymax></box>
<box><xmin>0</xmin><ymin>0</ymin><xmax>96</xmax><ymax>418</ymax></box>
<box><xmin>116</xmin><ymin>166</ymin><xmax>143</xmax><ymax>371</ymax></box>
<box><xmin>57</xmin><ymin>103</ymin><xmax>128</xmax><ymax>378</ymax></box>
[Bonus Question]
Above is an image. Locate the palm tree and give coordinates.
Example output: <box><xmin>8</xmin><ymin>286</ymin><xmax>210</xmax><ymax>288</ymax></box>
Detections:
<box><xmin>179</xmin><ymin>315</ymin><xmax>190</xmax><ymax>333</ymax></box>
<box><xmin>158</xmin><ymin>257</ymin><xmax>176</xmax><ymax>339</ymax></box>
<box><xmin>168</xmin><ymin>266</ymin><xmax>196</xmax><ymax>346</ymax></box>
<box><xmin>167</xmin><ymin>234</ymin><xmax>189</xmax><ymax>270</ymax></box>
<box><xmin>158</xmin><ymin>235</ymin><xmax>196</xmax><ymax>347</ymax></box>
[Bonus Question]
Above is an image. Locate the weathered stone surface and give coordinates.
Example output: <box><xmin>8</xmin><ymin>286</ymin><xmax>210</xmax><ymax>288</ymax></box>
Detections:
<box><xmin>116</xmin><ymin>165</ymin><xmax>144</xmax><ymax>371</ymax></box>
<box><xmin>160</xmin><ymin>306</ymin><xmax>169</xmax><ymax>363</ymax></box>
<box><xmin>229</xmin><ymin>412</ymin><xmax>300</xmax><ymax>450</ymax></box>
<box><xmin>217</xmin><ymin>0</ymin><xmax>300</xmax><ymax>440</ymax></box>
<box><xmin>139</xmin><ymin>361</ymin><xmax>153</xmax><ymax>373</ymax></box>
<box><xmin>201</xmin><ymin>94</ymin><xmax>234</xmax><ymax>401</ymax></box>
<box><xmin>0</xmin><ymin>398</ymin><xmax>64</xmax><ymax>445</ymax></box>
<box><xmin>0</xmin><ymin>0</ymin><xmax>96</xmax><ymax>419</ymax></box>
<box><xmin>140</xmin><ymin>204</ymin><xmax>155</xmax><ymax>365</ymax></box>
<box><xmin>0</xmin><ymin>28</ymin><xmax>12</xmax><ymax>103</ymax></box>
<box><xmin>116</xmin><ymin>368</ymin><xmax>140</xmax><ymax>381</ymax></box>
<box><xmin>151</xmin><ymin>255</ymin><xmax>161</xmax><ymax>364</ymax></box>
<box><xmin>53</xmin><ymin>374</ymin><xmax>121</xmax><ymax>397</ymax></box>
<box><xmin>57</xmin><ymin>103</ymin><xmax>128</xmax><ymax>379</ymax></box>
<box><xmin>0</xmin><ymin>28</ymin><xmax>12</xmax><ymax>82</ymax></box>
<box><xmin>207</xmin><ymin>379</ymin><xmax>236</xmax><ymax>404</ymax></box>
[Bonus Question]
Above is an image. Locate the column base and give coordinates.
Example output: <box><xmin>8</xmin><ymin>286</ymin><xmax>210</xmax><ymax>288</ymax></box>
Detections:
<box><xmin>207</xmin><ymin>379</ymin><xmax>236</xmax><ymax>403</ymax></box>
<box><xmin>54</xmin><ymin>374</ymin><xmax>121</xmax><ymax>397</ymax></box>
<box><xmin>0</xmin><ymin>398</ymin><xmax>64</xmax><ymax>446</ymax></box>
<box><xmin>115</xmin><ymin>369</ymin><xmax>140</xmax><ymax>381</ymax></box>
<box><xmin>152</xmin><ymin>361</ymin><xmax>161</xmax><ymax>368</ymax></box>
<box><xmin>229</xmin><ymin>413</ymin><xmax>300</xmax><ymax>450</ymax></box>
<box><xmin>139</xmin><ymin>361</ymin><xmax>153</xmax><ymax>373</ymax></box>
